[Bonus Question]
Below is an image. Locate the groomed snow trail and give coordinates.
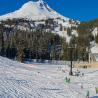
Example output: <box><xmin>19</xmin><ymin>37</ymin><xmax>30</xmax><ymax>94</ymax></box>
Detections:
<box><xmin>0</xmin><ymin>56</ymin><xmax>98</xmax><ymax>98</ymax></box>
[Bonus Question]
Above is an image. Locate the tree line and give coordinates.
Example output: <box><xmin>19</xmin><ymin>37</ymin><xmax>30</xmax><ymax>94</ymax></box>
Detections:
<box><xmin>0</xmin><ymin>18</ymin><xmax>98</xmax><ymax>62</ymax></box>
<box><xmin>0</xmin><ymin>23</ymin><xmax>64</xmax><ymax>61</ymax></box>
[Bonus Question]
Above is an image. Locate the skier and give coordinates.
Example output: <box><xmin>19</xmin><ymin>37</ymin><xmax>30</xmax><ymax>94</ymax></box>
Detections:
<box><xmin>65</xmin><ymin>77</ymin><xmax>68</xmax><ymax>82</ymax></box>
<box><xmin>67</xmin><ymin>78</ymin><xmax>70</xmax><ymax>83</ymax></box>
<box><xmin>82</xmin><ymin>73</ymin><xmax>84</xmax><ymax>76</ymax></box>
<box><xmin>95</xmin><ymin>87</ymin><xmax>98</xmax><ymax>94</ymax></box>
<box><xmin>80</xmin><ymin>83</ymin><xmax>83</xmax><ymax>89</ymax></box>
<box><xmin>75</xmin><ymin>69</ymin><xmax>80</xmax><ymax>76</ymax></box>
<box><xmin>86</xmin><ymin>90</ymin><xmax>89</xmax><ymax>98</ymax></box>
<box><xmin>64</xmin><ymin>76</ymin><xmax>68</xmax><ymax>83</ymax></box>
<box><xmin>64</xmin><ymin>77</ymin><xmax>70</xmax><ymax>84</ymax></box>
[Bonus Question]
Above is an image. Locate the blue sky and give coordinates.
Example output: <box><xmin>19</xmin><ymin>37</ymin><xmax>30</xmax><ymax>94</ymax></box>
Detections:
<box><xmin>0</xmin><ymin>0</ymin><xmax>98</xmax><ymax>21</ymax></box>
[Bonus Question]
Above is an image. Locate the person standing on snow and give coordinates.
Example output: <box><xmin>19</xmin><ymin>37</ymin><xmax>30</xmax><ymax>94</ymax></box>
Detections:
<box><xmin>86</xmin><ymin>90</ymin><xmax>89</xmax><ymax>98</ymax></box>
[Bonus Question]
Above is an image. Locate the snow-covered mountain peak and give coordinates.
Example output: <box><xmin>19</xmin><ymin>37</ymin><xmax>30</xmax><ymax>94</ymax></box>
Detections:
<box><xmin>0</xmin><ymin>0</ymin><xmax>79</xmax><ymax>43</ymax></box>
<box><xmin>21</xmin><ymin>0</ymin><xmax>45</xmax><ymax>9</ymax></box>
<box><xmin>0</xmin><ymin>0</ymin><xmax>70</xmax><ymax>21</ymax></box>
<box><xmin>20</xmin><ymin>0</ymin><xmax>52</xmax><ymax>13</ymax></box>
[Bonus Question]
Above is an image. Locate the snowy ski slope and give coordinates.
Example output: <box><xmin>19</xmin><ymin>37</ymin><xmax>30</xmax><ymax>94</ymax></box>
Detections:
<box><xmin>0</xmin><ymin>56</ymin><xmax>98</xmax><ymax>98</ymax></box>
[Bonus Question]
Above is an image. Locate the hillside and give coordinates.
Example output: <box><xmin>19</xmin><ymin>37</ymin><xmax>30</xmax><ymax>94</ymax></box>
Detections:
<box><xmin>0</xmin><ymin>0</ymin><xmax>98</xmax><ymax>61</ymax></box>
<box><xmin>0</xmin><ymin>0</ymin><xmax>79</xmax><ymax>41</ymax></box>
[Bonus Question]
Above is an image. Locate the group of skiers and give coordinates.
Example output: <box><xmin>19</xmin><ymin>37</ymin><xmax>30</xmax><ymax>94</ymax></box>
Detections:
<box><xmin>60</xmin><ymin>67</ymin><xmax>98</xmax><ymax>98</ymax></box>
<box><xmin>64</xmin><ymin>76</ymin><xmax>98</xmax><ymax>98</ymax></box>
<box><xmin>74</xmin><ymin>69</ymin><xmax>84</xmax><ymax>77</ymax></box>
